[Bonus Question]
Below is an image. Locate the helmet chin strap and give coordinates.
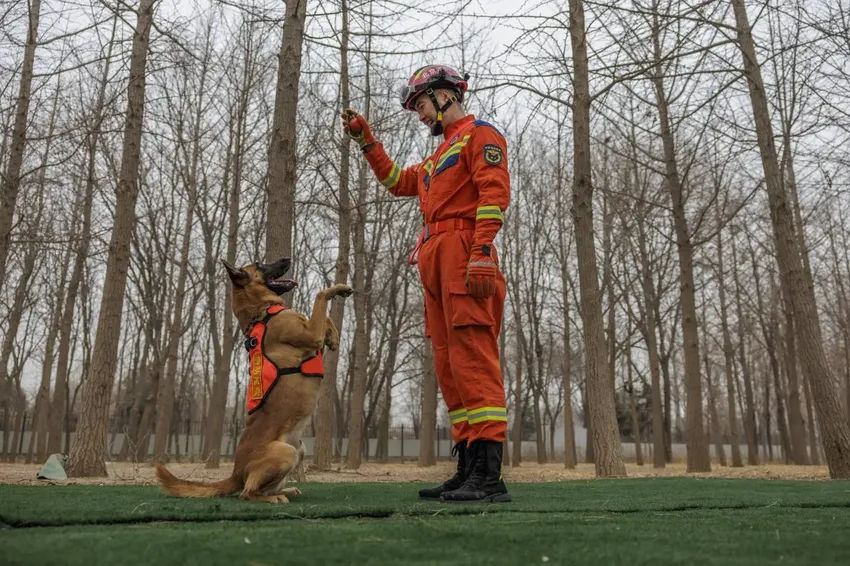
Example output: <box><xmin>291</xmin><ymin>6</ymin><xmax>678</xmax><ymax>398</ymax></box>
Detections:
<box><xmin>425</xmin><ymin>88</ymin><xmax>457</xmax><ymax>137</ymax></box>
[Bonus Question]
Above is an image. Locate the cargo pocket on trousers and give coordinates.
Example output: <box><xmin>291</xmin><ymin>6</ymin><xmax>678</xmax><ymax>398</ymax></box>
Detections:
<box><xmin>448</xmin><ymin>281</ymin><xmax>495</xmax><ymax>328</ymax></box>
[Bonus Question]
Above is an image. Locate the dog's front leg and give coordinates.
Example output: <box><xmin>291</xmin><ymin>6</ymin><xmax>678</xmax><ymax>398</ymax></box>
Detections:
<box><xmin>298</xmin><ymin>284</ymin><xmax>352</xmax><ymax>349</ymax></box>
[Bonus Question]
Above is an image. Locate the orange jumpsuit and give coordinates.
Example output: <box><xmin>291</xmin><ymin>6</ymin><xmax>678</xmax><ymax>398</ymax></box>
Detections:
<box><xmin>364</xmin><ymin>114</ymin><xmax>510</xmax><ymax>444</ymax></box>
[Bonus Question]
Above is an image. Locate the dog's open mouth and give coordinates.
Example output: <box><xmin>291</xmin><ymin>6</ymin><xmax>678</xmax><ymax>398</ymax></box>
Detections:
<box><xmin>257</xmin><ymin>258</ymin><xmax>297</xmax><ymax>295</ymax></box>
<box><xmin>267</xmin><ymin>276</ymin><xmax>298</xmax><ymax>295</ymax></box>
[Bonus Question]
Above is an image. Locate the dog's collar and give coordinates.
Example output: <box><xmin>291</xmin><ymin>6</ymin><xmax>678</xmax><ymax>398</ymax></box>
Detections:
<box><xmin>242</xmin><ymin>302</ymin><xmax>286</xmax><ymax>336</ymax></box>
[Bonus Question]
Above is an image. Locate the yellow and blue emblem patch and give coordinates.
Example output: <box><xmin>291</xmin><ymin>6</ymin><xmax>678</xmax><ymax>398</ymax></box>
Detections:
<box><xmin>483</xmin><ymin>144</ymin><xmax>503</xmax><ymax>165</ymax></box>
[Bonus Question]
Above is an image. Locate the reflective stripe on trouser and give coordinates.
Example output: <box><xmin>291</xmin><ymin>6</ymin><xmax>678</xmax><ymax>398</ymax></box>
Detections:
<box><xmin>419</xmin><ymin>229</ymin><xmax>508</xmax><ymax>444</ymax></box>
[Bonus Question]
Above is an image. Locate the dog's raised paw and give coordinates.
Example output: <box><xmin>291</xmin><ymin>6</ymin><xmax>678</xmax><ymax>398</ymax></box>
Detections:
<box><xmin>326</xmin><ymin>284</ymin><xmax>354</xmax><ymax>299</ymax></box>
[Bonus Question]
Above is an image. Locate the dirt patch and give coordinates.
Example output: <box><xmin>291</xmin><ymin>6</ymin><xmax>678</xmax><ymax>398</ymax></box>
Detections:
<box><xmin>0</xmin><ymin>460</ymin><xmax>831</xmax><ymax>486</ymax></box>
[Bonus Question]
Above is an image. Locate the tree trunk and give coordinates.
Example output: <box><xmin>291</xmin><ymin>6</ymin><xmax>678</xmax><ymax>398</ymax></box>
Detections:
<box><xmin>567</xmin><ymin>0</ymin><xmax>625</xmax><ymax>477</ymax></box>
<box><xmin>552</xmin><ymin>116</ymin><xmax>577</xmax><ymax>470</ymax></box>
<box><xmin>780</xmin><ymin>295</ymin><xmax>809</xmax><ymax>464</ymax></box>
<box><xmin>418</xmin><ymin>339</ymin><xmax>437</xmax><ymax>466</ymax></box>
<box><xmin>511</xmin><ymin>332</ymin><xmax>524</xmax><ymax>466</ymax></box>
<box><xmin>152</xmin><ymin>50</ymin><xmax>209</xmax><ymax>460</ymax></box>
<box><xmin>345</xmin><ymin>137</ymin><xmax>369</xmax><ymax>470</ymax></box>
<box><xmin>731</xmin><ymin>0</ymin><xmax>850</xmax><ymax>478</ymax></box>
<box><xmin>660</xmin><ymin>338</ymin><xmax>673</xmax><ymax>462</ymax></box>
<box><xmin>561</xmin><ymin>260</ymin><xmax>577</xmax><ymax>469</ymax></box>
<box><xmin>66</xmin><ymin>0</ymin><xmax>156</xmax><ymax>477</ymax></box>
<box><xmin>265</xmin><ymin>0</ymin><xmax>308</xmax><ymax>267</ymax></box>
<box><xmin>763</xmin><ymin>359</ymin><xmax>773</xmax><ymax>461</ymax></box>
<box><xmin>201</xmin><ymin>38</ymin><xmax>252</xmax><ymax>467</ymax></box>
<box><xmin>828</xmin><ymin>223</ymin><xmax>850</xmax><ymax>430</ymax></box>
<box><xmin>706</xmin><ymin>364</ymin><xmax>727</xmax><ymax>467</ymax></box>
<box><xmin>752</xmin><ymin>246</ymin><xmax>792</xmax><ymax>462</ymax></box>
<box><xmin>730</xmin><ymin>230</ymin><xmax>759</xmax><ymax>464</ymax></box>
<box><xmin>650</xmin><ymin>18</ymin><xmax>709</xmax><ymax>472</ymax></box>
<box><xmin>0</xmin><ymin>0</ymin><xmax>41</xmax><ymax>293</ymax></box>
<box><xmin>803</xmin><ymin>374</ymin><xmax>820</xmax><ymax>465</ymax></box>
<box><xmin>784</xmin><ymin>138</ymin><xmax>821</xmax><ymax>467</ymax></box>
<box><xmin>29</xmin><ymin>87</ymin><xmax>67</xmax><ymax>463</ymax></box>
<box><xmin>637</xmin><ymin>212</ymin><xmax>665</xmax><ymax>469</ymax></box>
<box><xmin>120</xmin><ymin>337</ymin><xmax>151</xmax><ymax>461</ymax></box>
<box><xmin>627</xmin><ymin>342</ymin><xmax>643</xmax><ymax>466</ymax></box>
<box><xmin>314</xmin><ymin>0</ymin><xmax>352</xmax><ymax>470</ymax></box>
<box><xmin>716</xmin><ymin>230</ymin><xmax>743</xmax><ymax>467</ymax></box>
<box><xmin>531</xmin><ymin>370</ymin><xmax>546</xmax><ymax>464</ymax></box>
<box><xmin>48</xmin><ymin>16</ymin><xmax>116</xmax><ymax>454</ymax></box>
<box><xmin>134</xmin><ymin>368</ymin><xmax>160</xmax><ymax>462</ymax></box>
<box><xmin>152</xmin><ymin>194</ymin><xmax>194</xmax><ymax>461</ymax></box>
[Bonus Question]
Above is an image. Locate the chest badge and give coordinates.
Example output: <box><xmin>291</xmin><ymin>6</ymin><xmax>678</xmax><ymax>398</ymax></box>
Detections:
<box><xmin>483</xmin><ymin>144</ymin><xmax>503</xmax><ymax>166</ymax></box>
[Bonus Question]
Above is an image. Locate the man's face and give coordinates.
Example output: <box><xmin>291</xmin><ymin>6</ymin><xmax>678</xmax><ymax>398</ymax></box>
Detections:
<box><xmin>414</xmin><ymin>90</ymin><xmax>450</xmax><ymax>130</ymax></box>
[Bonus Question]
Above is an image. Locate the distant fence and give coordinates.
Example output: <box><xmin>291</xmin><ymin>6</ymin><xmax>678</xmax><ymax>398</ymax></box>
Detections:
<box><xmin>1</xmin><ymin>414</ymin><xmax>462</xmax><ymax>462</ymax></box>
<box><xmin>2</xmin><ymin>412</ymin><xmax>792</xmax><ymax>464</ymax></box>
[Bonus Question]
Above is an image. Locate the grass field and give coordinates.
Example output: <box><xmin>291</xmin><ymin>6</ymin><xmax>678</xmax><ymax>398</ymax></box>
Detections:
<box><xmin>2</xmin><ymin>478</ymin><xmax>849</xmax><ymax>565</ymax></box>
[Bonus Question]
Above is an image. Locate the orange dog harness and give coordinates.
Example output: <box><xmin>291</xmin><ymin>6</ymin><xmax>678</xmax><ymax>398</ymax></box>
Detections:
<box><xmin>244</xmin><ymin>305</ymin><xmax>324</xmax><ymax>415</ymax></box>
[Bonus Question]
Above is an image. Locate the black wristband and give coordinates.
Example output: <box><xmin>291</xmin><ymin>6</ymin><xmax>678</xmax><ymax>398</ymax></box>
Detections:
<box><xmin>361</xmin><ymin>142</ymin><xmax>376</xmax><ymax>154</ymax></box>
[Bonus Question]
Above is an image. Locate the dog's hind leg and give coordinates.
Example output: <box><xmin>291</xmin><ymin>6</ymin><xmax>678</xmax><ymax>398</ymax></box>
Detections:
<box><xmin>239</xmin><ymin>441</ymin><xmax>298</xmax><ymax>504</ymax></box>
<box><xmin>272</xmin><ymin>440</ymin><xmax>305</xmax><ymax>498</ymax></box>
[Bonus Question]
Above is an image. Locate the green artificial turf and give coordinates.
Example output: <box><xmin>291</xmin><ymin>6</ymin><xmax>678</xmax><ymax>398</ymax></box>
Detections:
<box><xmin>1</xmin><ymin>478</ymin><xmax>849</xmax><ymax>526</ymax></box>
<box><xmin>1</xmin><ymin>479</ymin><xmax>849</xmax><ymax>565</ymax></box>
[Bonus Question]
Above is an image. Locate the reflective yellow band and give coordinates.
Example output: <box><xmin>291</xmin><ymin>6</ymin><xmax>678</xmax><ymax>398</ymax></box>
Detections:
<box><xmin>435</xmin><ymin>134</ymin><xmax>471</xmax><ymax>169</ymax></box>
<box><xmin>467</xmin><ymin>406</ymin><xmax>508</xmax><ymax>425</ymax></box>
<box><xmin>381</xmin><ymin>162</ymin><xmax>402</xmax><ymax>189</ymax></box>
<box><xmin>449</xmin><ymin>408</ymin><xmax>468</xmax><ymax>424</ymax></box>
<box><xmin>476</xmin><ymin>206</ymin><xmax>503</xmax><ymax>222</ymax></box>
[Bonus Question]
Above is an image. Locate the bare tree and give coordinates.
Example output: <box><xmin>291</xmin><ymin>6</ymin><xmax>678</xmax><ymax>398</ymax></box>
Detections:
<box><xmin>67</xmin><ymin>0</ymin><xmax>157</xmax><ymax>477</ymax></box>
<box><xmin>265</xmin><ymin>0</ymin><xmax>308</xmax><ymax>266</ymax></box>
<box><xmin>715</xmin><ymin>226</ymin><xmax>743</xmax><ymax>467</ymax></box>
<box><xmin>314</xmin><ymin>0</ymin><xmax>352</xmax><ymax>470</ymax></box>
<box><xmin>153</xmin><ymin>30</ymin><xmax>212</xmax><ymax>459</ymax></box>
<box><xmin>730</xmin><ymin>0</ymin><xmax>850</xmax><ymax>478</ymax></box>
<box><xmin>0</xmin><ymin>0</ymin><xmax>41</xmax><ymax>294</ymax></box>
<box><xmin>568</xmin><ymin>0</ymin><xmax>626</xmax><ymax>477</ymax></box>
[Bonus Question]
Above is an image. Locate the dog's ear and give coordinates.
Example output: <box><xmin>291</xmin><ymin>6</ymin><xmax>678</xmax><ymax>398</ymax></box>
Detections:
<box><xmin>221</xmin><ymin>259</ymin><xmax>251</xmax><ymax>287</ymax></box>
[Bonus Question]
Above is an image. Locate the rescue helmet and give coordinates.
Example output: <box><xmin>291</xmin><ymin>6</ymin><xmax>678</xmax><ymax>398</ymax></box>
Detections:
<box><xmin>398</xmin><ymin>64</ymin><xmax>470</xmax><ymax>111</ymax></box>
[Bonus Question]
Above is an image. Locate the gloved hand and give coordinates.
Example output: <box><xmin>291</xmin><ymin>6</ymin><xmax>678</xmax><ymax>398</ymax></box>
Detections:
<box><xmin>341</xmin><ymin>108</ymin><xmax>375</xmax><ymax>149</ymax></box>
<box><xmin>466</xmin><ymin>244</ymin><xmax>498</xmax><ymax>298</ymax></box>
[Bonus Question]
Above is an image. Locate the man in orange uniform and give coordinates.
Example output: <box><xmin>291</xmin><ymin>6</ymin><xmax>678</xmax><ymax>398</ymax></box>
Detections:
<box><xmin>342</xmin><ymin>65</ymin><xmax>511</xmax><ymax>503</ymax></box>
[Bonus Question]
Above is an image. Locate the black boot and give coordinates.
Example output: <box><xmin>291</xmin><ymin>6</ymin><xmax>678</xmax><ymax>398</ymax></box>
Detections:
<box><xmin>440</xmin><ymin>440</ymin><xmax>512</xmax><ymax>503</ymax></box>
<box><xmin>418</xmin><ymin>441</ymin><xmax>471</xmax><ymax>499</ymax></box>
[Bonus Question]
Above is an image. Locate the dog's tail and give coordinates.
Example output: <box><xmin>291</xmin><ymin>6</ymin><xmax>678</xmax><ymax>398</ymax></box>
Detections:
<box><xmin>154</xmin><ymin>463</ymin><xmax>238</xmax><ymax>498</ymax></box>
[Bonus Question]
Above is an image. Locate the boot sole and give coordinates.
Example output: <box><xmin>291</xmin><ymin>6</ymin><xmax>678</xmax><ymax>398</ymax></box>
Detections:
<box><xmin>440</xmin><ymin>493</ymin><xmax>512</xmax><ymax>504</ymax></box>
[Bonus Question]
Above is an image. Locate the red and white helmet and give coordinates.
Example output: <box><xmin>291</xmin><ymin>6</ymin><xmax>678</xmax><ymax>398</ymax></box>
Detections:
<box><xmin>399</xmin><ymin>64</ymin><xmax>470</xmax><ymax>111</ymax></box>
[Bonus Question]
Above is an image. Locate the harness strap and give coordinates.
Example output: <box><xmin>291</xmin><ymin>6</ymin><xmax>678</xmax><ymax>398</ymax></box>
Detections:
<box><xmin>245</xmin><ymin>305</ymin><xmax>325</xmax><ymax>415</ymax></box>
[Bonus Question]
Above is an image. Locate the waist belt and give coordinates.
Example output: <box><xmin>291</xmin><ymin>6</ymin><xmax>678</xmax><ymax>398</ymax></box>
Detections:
<box><xmin>408</xmin><ymin>218</ymin><xmax>476</xmax><ymax>265</ymax></box>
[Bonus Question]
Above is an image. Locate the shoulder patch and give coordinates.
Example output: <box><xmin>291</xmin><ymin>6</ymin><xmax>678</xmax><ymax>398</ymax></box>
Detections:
<box><xmin>473</xmin><ymin>119</ymin><xmax>504</xmax><ymax>138</ymax></box>
<box><xmin>483</xmin><ymin>144</ymin><xmax>503</xmax><ymax>166</ymax></box>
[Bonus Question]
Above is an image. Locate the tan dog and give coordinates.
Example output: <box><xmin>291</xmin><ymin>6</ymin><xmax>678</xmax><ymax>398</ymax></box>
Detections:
<box><xmin>155</xmin><ymin>257</ymin><xmax>352</xmax><ymax>503</ymax></box>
